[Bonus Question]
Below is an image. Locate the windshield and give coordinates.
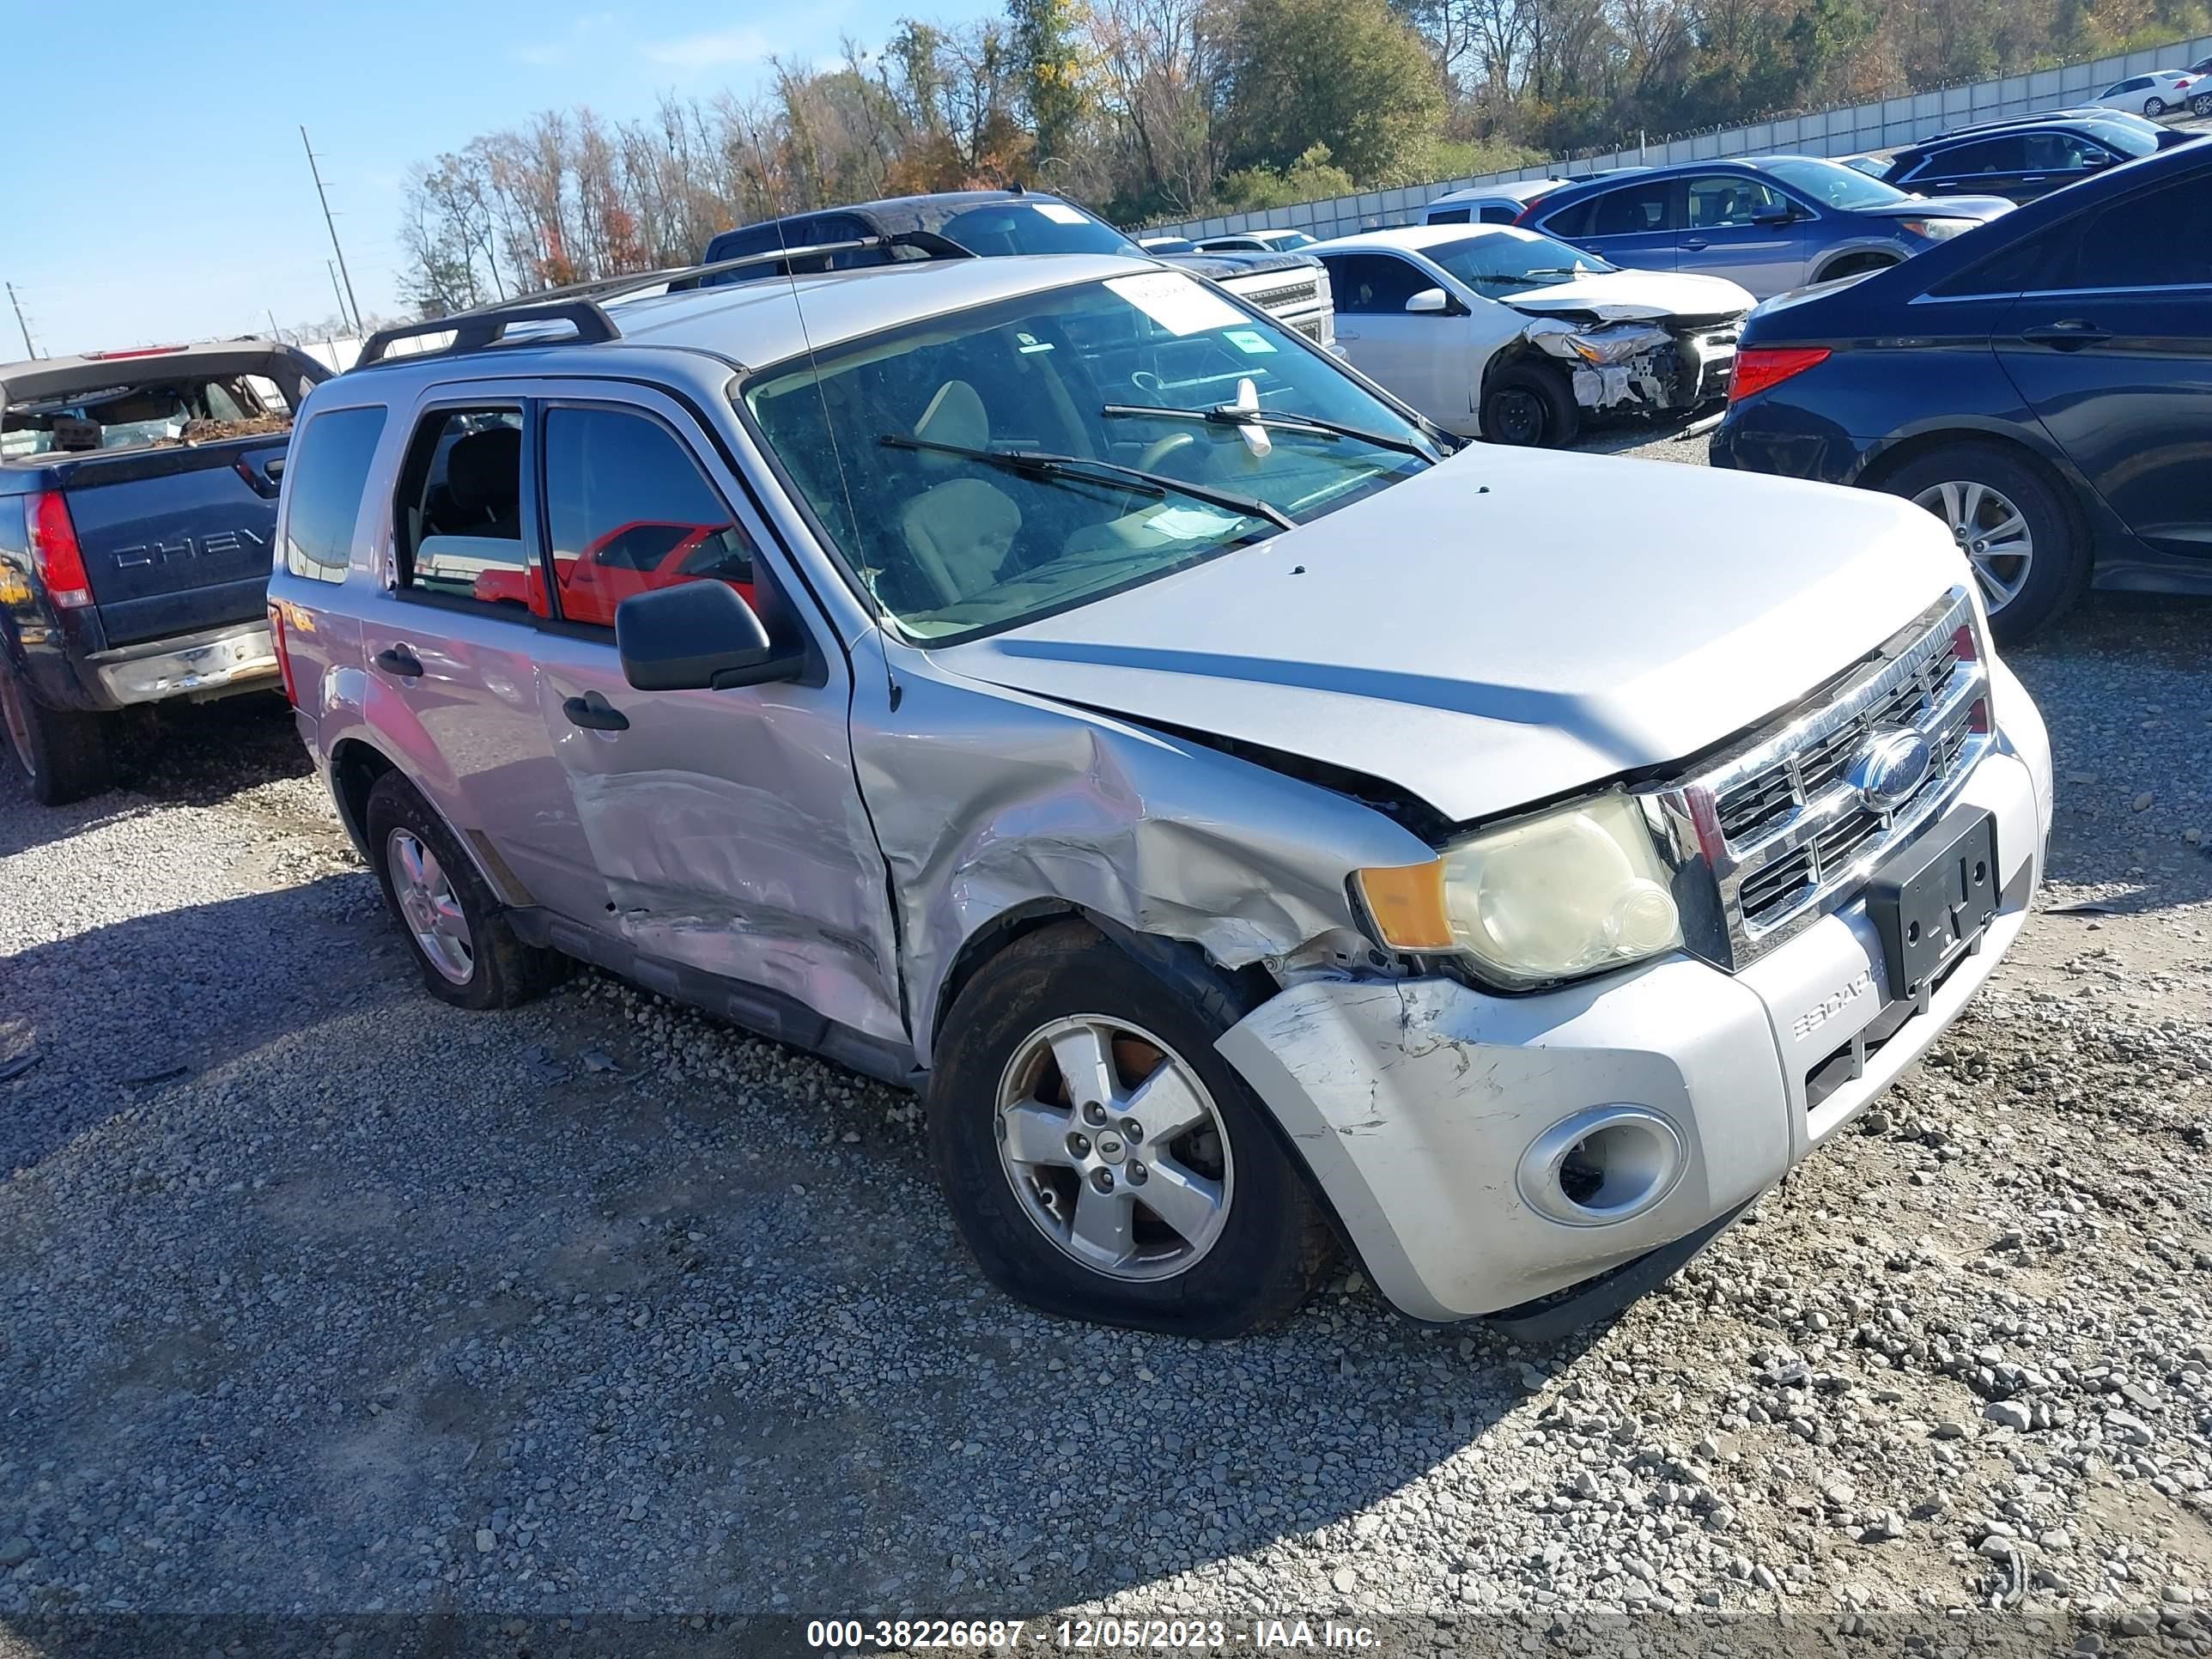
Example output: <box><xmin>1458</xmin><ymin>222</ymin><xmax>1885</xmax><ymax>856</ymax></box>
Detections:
<box><xmin>1759</xmin><ymin>157</ymin><xmax>1912</xmax><ymax>210</ymax></box>
<box><xmin>933</xmin><ymin>199</ymin><xmax>1139</xmax><ymax>258</ymax></box>
<box><xmin>1422</xmin><ymin>229</ymin><xmax>1615</xmax><ymax>297</ymax></box>
<box><xmin>2083</xmin><ymin>119</ymin><xmax>2160</xmax><ymax>158</ymax></box>
<box><xmin>743</xmin><ymin>272</ymin><xmax>1434</xmax><ymax>641</ymax></box>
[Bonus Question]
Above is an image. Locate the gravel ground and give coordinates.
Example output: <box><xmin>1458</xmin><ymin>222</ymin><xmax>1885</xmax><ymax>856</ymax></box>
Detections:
<box><xmin>3</xmin><ymin>466</ymin><xmax>2209</xmax><ymax>1653</ymax></box>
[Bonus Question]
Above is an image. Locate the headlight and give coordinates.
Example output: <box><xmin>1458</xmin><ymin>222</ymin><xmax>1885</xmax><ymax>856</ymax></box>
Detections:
<box><xmin>1899</xmin><ymin>217</ymin><xmax>1974</xmax><ymax>241</ymax></box>
<box><xmin>1356</xmin><ymin>789</ymin><xmax>1682</xmax><ymax>987</ymax></box>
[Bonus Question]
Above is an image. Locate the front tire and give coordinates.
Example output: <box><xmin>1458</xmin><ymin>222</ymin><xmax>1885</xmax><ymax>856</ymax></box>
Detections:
<box><xmin>927</xmin><ymin>921</ymin><xmax>1337</xmax><ymax>1337</ymax></box>
<box><xmin>0</xmin><ymin>662</ymin><xmax>112</xmax><ymax>806</ymax></box>
<box><xmin>364</xmin><ymin>770</ymin><xmax>567</xmax><ymax>1010</ymax></box>
<box><xmin>2144</xmin><ymin>96</ymin><xmax>2167</xmax><ymax>116</ymax></box>
<box><xmin>1482</xmin><ymin>363</ymin><xmax>1580</xmax><ymax>447</ymax></box>
<box><xmin>2191</xmin><ymin>92</ymin><xmax>2212</xmax><ymax>117</ymax></box>
<box><xmin>1879</xmin><ymin>442</ymin><xmax>2084</xmax><ymax>642</ymax></box>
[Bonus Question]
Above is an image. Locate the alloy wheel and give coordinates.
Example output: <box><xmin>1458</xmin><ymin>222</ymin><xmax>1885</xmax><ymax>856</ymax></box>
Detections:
<box><xmin>994</xmin><ymin>1014</ymin><xmax>1234</xmax><ymax>1281</ymax></box>
<box><xmin>2145</xmin><ymin>96</ymin><xmax>2166</xmax><ymax>115</ymax></box>
<box><xmin>386</xmin><ymin>829</ymin><xmax>475</xmax><ymax>985</ymax></box>
<box><xmin>1913</xmin><ymin>477</ymin><xmax>2034</xmax><ymax>613</ymax></box>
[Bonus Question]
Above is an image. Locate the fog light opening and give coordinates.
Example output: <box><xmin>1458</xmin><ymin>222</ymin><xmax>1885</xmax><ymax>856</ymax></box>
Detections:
<box><xmin>1556</xmin><ymin>1122</ymin><xmax>1671</xmax><ymax>1217</ymax></box>
<box><xmin>1517</xmin><ymin>1106</ymin><xmax>1685</xmax><ymax>1227</ymax></box>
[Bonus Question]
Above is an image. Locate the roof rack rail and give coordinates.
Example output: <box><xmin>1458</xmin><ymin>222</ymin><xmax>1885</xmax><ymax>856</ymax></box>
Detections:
<box><xmin>350</xmin><ymin>231</ymin><xmax>975</xmax><ymax>371</ymax></box>
<box><xmin>356</xmin><ymin>300</ymin><xmax>619</xmax><ymax>368</ymax></box>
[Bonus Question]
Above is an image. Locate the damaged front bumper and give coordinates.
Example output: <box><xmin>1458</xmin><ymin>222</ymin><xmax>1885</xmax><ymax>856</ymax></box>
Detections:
<box><xmin>1215</xmin><ymin>707</ymin><xmax>2049</xmax><ymax>1326</ymax></box>
<box><xmin>1522</xmin><ymin>314</ymin><xmax>1739</xmax><ymax>416</ymax></box>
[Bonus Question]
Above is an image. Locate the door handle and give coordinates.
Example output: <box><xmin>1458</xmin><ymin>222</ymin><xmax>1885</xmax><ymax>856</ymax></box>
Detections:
<box><xmin>1681</xmin><ymin>237</ymin><xmax>1710</xmax><ymax>250</ymax></box>
<box><xmin>1335</xmin><ymin>330</ymin><xmax>1361</xmax><ymax>340</ymax></box>
<box><xmin>373</xmin><ymin>645</ymin><xmax>423</xmax><ymax>679</ymax></box>
<box><xmin>562</xmin><ymin>691</ymin><xmax>630</xmax><ymax>732</ymax></box>
<box><xmin>2020</xmin><ymin>319</ymin><xmax>2110</xmax><ymax>349</ymax></box>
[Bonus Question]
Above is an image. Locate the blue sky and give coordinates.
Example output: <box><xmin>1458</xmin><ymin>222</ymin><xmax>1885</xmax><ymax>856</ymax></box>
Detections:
<box><xmin>2</xmin><ymin>1</ymin><xmax>996</xmax><ymax>358</ymax></box>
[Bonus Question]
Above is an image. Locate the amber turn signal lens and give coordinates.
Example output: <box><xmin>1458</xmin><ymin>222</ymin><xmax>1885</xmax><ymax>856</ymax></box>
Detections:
<box><xmin>1354</xmin><ymin>860</ymin><xmax>1454</xmax><ymax>951</ymax></box>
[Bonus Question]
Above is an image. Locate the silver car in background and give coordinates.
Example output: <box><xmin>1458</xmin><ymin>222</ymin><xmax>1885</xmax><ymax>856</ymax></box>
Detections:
<box><xmin>266</xmin><ymin>248</ymin><xmax>2049</xmax><ymax>1339</ymax></box>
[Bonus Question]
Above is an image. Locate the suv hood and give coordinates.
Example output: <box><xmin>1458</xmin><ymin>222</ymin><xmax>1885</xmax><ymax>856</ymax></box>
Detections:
<box><xmin>1506</xmin><ymin>268</ymin><xmax>1753</xmax><ymax>321</ymax></box>
<box><xmin>1158</xmin><ymin>250</ymin><xmax>1319</xmax><ymax>281</ymax></box>
<box><xmin>1848</xmin><ymin>196</ymin><xmax>2014</xmax><ymax>222</ymax></box>
<box><xmin>935</xmin><ymin>450</ymin><xmax>1966</xmax><ymax>824</ymax></box>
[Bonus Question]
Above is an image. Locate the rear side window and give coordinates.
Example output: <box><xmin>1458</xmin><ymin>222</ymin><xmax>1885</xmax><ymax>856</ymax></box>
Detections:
<box><xmin>282</xmin><ymin>405</ymin><xmax>386</xmax><ymax>582</ymax></box>
<box><xmin>392</xmin><ymin>407</ymin><xmax>538</xmax><ymax>613</ymax></box>
<box><xmin>2069</xmin><ymin>173</ymin><xmax>2212</xmax><ymax>289</ymax></box>
<box><xmin>1589</xmin><ymin>180</ymin><xmax>1677</xmax><ymax>235</ymax></box>
<box><xmin>1478</xmin><ymin>204</ymin><xmax>1520</xmax><ymax>224</ymax></box>
<box><xmin>541</xmin><ymin>406</ymin><xmax>757</xmax><ymax>629</ymax></box>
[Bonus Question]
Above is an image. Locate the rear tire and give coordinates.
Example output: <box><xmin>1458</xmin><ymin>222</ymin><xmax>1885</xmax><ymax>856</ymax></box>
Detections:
<box><xmin>0</xmin><ymin>663</ymin><xmax>112</xmax><ymax>806</ymax></box>
<box><xmin>1878</xmin><ymin>442</ymin><xmax>2084</xmax><ymax>642</ymax></box>
<box><xmin>2191</xmin><ymin>92</ymin><xmax>2212</xmax><ymax>117</ymax></box>
<box><xmin>364</xmin><ymin>770</ymin><xmax>568</xmax><ymax>1011</ymax></box>
<box><xmin>927</xmin><ymin>921</ymin><xmax>1337</xmax><ymax>1337</ymax></box>
<box><xmin>1481</xmin><ymin>363</ymin><xmax>1580</xmax><ymax>447</ymax></box>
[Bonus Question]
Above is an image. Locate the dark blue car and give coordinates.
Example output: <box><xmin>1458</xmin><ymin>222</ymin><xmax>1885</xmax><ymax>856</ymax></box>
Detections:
<box><xmin>1518</xmin><ymin>157</ymin><xmax>2013</xmax><ymax>298</ymax></box>
<box><xmin>1712</xmin><ymin>137</ymin><xmax>2212</xmax><ymax>640</ymax></box>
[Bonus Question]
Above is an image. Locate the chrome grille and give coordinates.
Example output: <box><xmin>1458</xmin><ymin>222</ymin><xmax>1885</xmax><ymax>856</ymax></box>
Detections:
<box><xmin>1242</xmin><ymin>280</ymin><xmax>1321</xmax><ymax>312</ymax></box>
<box><xmin>1643</xmin><ymin>588</ymin><xmax>1995</xmax><ymax>969</ymax></box>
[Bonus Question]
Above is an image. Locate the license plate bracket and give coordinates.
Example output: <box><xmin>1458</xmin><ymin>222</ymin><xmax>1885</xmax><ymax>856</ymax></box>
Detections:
<box><xmin>1868</xmin><ymin>806</ymin><xmax>1998</xmax><ymax>1004</ymax></box>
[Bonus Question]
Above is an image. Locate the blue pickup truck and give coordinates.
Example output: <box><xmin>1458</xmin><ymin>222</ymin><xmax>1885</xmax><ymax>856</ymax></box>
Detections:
<box><xmin>0</xmin><ymin>341</ymin><xmax>330</xmax><ymax>803</ymax></box>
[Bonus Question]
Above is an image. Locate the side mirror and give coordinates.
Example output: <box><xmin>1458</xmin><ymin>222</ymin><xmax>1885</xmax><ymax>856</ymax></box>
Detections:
<box><xmin>615</xmin><ymin>580</ymin><xmax>804</xmax><ymax>692</ymax></box>
<box><xmin>1405</xmin><ymin>287</ymin><xmax>1454</xmax><ymax>314</ymax></box>
<box><xmin>1751</xmin><ymin>206</ymin><xmax>1802</xmax><ymax>226</ymax></box>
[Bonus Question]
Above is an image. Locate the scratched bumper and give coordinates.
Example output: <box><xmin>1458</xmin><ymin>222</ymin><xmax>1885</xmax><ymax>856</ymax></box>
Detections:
<box><xmin>1217</xmin><ymin>687</ymin><xmax>2049</xmax><ymax>1324</ymax></box>
<box><xmin>87</xmin><ymin>621</ymin><xmax>280</xmax><ymax>708</ymax></box>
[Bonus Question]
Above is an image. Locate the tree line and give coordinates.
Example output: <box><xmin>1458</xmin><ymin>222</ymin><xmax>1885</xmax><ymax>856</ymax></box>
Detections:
<box><xmin>398</xmin><ymin>0</ymin><xmax>2209</xmax><ymax>313</ymax></box>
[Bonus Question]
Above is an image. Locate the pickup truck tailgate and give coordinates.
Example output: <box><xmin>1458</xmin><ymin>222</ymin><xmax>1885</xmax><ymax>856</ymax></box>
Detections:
<box><xmin>54</xmin><ymin>439</ymin><xmax>287</xmax><ymax>647</ymax></box>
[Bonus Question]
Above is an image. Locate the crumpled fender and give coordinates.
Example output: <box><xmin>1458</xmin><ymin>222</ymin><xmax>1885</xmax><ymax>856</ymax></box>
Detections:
<box><xmin>850</xmin><ymin>635</ymin><xmax>1437</xmax><ymax>1066</ymax></box>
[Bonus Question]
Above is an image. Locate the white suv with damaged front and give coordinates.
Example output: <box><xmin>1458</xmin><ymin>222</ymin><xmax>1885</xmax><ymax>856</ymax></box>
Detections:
<box><xmin>266</xmin><ymin>245</ymin><xmax>2051</xmax><ymax>1339</ymax></box>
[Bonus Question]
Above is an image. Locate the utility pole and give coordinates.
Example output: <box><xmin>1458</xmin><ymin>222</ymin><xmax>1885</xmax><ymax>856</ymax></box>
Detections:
<box><xmin>327</xmin><ymin>262</ymin><xmax>351</xmax><ymax>335</ymax></box>
<box><xmin>266</xmin><ymin>307</ymin><xmax>283</xmax><ymax>343</ymax></box>
<box><xmin>301</xmin><ymin>125</ymin><xmax>363</xmax><ymax>335</ymax></box>
<box><xmin>6</xmin><ymin>282</ymin><xmax>35</xmax><ymax>358</ymax></box>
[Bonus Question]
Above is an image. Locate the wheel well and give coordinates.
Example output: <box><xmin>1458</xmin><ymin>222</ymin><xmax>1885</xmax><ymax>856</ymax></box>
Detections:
<box><xmin>1814</xmin><ymin>251</ymin><xmax>1898</xmax><ymax>282</ymax></box>
<box><xmin>927</xmin><ymin>903</ymin><xmax>1277</xmax><ymax>1054</ymax></box>
<box><xmin>328</xmin><ymin>738</ymin><xmax>397</xmax><ymax>853</ymax></box>
<box><xmin>1856</xmin><ymin>428</ymin><xmax>2090</xmax><ymax>547</ymax></box>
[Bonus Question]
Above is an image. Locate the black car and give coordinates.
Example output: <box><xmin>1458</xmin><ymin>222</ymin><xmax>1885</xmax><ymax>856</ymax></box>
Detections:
<box><xmin>1712</xmin><ymin>137</ymin><xmax>2212</xmax><ymax>640</ymax></box>
<box><xmin>1881</xmin><ymin>117</ymin><xmax>2164</xmax><ymax>204</ymax></box>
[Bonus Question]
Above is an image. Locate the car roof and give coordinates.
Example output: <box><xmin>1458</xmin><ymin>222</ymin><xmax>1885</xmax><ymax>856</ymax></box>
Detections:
<box><xmin>1425</xmin><ymin>178</ymin><xmax>1565</xmax><ymax>206</ymax></box>
<box><xmin>1911</xmin><ymin>115</ymin><xmax>2148</xmax><ymax>151</ymax></box>
<box><xmin>343</xmin><ymin>253</ymin><xmax>1162</xmax><ymax>386</ymax></box>
<box><xmin>1310</xmin><ymin>223</ymin><xmax>1546</xmax><ymax>253</ymax></box>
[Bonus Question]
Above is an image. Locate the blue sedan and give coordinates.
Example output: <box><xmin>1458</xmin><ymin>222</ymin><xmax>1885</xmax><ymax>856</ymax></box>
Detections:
<box><xmin>1712</xmin><ymin>137</ymin><xmax>2212</xmax><ymax>640</ymax></box>
<box><xmin>1519</xmin><ymin>157</ymin><xmax>2013</xmax><ymax>297</ymax></box>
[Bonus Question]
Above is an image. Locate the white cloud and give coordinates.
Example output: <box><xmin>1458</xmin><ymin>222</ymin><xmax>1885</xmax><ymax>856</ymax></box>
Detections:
<box><xmin>640</xmin><ymin>25</ymin><xmax>773</xmax><ymax>69</ymax></box>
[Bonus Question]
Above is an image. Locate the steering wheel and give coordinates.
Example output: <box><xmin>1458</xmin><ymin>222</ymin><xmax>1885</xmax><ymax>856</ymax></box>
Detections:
<box><xmin>1138</xmin><ymin>431</ymin><xmax>1197</xmax><ymax>473</ymax></box>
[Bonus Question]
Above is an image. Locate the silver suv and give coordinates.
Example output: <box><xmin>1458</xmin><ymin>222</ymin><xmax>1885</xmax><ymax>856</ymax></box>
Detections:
<box><xmin>269</xmin><ymin>249</ymin><xmax>2051</xmax><ymax>1338</ymax></box>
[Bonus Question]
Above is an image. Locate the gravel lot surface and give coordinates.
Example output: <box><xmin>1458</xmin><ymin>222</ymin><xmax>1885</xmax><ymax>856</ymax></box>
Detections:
<box><xmin>3</xmin><ymin>435</ymin><xmax>2209</xmax><ymax>1654</ymax></box>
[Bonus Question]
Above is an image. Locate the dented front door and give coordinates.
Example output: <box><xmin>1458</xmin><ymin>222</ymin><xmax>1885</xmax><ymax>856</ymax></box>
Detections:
<box><xmin>525</xmin><ymin>386</ymin><xmax>907</xmax><ymax>1055</ymax></box>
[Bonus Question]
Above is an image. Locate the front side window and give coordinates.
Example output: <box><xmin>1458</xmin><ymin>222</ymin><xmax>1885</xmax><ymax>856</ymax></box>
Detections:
<box><xmin>541</xmin><ymin>406</ymin><xmax>757</xmax><ymax>628</ymax></box>
<box><xmin>1322</xmin><ymin>253</ymin><xmax>1436</xmax><ymax>313</ymax></box>
<box><xmin>393</xmin><ymin>407</ymin><xmax>536</xmax><ymax>612</ymax></box>
<box><xmin>1478</xmin><ymin>204</ymin><xmax>1520</xmax><ymax>224</ymax></box>
<box><xmin>282</xmin><ymin>405</ymin><xmax>386</xmax><ymax>582</ymax></box>
<box><xmin>2022</xmin><ymin>131</ymin><xmax>2110</xmax><ymax>171</ymax></box>
<box><xmin>1923</xmin><ymin>137</ymin><xmax>2027</xmax><ymax>178</ymax></box>
<box><xmin>743</xmin><ymin>272</ymin><xmax>1437</xmax><ymax>641</ymax></box>
<box><xmin>1426</xmin><ymin>206</ymin><xmax>1472</xmax><ymax>224</ymax></box>
<box><xmin>1686</xmin><ymin>175</ymin><xmax>1789</xmax><ymax>228</ymax></box>
<box><xmin>1421</xmin><ymin>230</ymin><xmax>1615</xmax><ymax>299</ymax></box>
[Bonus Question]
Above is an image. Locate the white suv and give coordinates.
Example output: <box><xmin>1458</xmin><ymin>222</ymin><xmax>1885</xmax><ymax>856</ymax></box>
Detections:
<box><xmin>266</xmin><ymin>248</ymin><xmax>2051</xmax><ymax>1338</ymax></box>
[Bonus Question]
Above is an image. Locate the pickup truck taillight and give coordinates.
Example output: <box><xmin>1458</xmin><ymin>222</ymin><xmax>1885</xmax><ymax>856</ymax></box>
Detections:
<box><xmin>1727</xmin><ymin>346</ymin><xmax>1832</xmax><ymax>403</ymax></box>
<box><xmin>268</xmin><ymin>601</ymin><xmax>301</xmax><ymax>707</ymax></box>
<box><xmin>25</xmin><ymin>491</ymin><xmax>92</xmax><ymax>609</ymax></box>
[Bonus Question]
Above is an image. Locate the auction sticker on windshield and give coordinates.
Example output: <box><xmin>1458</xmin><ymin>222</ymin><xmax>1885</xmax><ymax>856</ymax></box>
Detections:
<box><xmin>1032</xmin><ymin>202</ymin><xmax>1090</xmax><ymax>224</ymax></box>
<box><xmin>1105</xmin><ymin>270</ymin><xmax>1244</xmax><ymax>336</ymax></box>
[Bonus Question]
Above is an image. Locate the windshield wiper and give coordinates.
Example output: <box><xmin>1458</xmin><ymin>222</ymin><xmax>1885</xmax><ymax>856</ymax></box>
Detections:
<box><xmin>878</xmin><ymin>434</ymin><xmax>1297</xmax><ymax>531</ymax></box>
<box><xmin>1099</xmin><ymin>401</ymin><xmax>1440</xmax><ymax>463</ymax></box>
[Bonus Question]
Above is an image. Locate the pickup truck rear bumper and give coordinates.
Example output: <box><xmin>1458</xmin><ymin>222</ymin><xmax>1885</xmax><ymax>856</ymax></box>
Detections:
<box><xmin>84</xmin><ymin>620</ymin><xmax>280</xmax><ymax>708</ymax></box>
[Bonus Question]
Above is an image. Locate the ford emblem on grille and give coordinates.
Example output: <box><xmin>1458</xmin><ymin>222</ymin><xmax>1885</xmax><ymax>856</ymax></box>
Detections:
<box><xmin>1847</xmin><ymin>727</ymin><xmax>1934</xmax><ymax>816</ymax></box>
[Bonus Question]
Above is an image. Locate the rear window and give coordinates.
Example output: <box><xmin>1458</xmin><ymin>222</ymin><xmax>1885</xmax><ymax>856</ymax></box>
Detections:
<box><xmin>3</xmin><ymin>372</ymin><xmax>295</xmax><ymax>459</ymax></box>
<box><xmin>281</xmin><ymin>405</ymin><xmax>387</xmax><ymax>583</ymax></box>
